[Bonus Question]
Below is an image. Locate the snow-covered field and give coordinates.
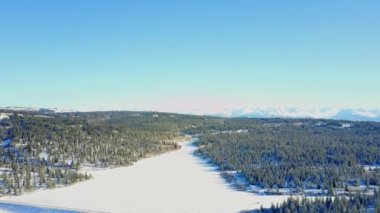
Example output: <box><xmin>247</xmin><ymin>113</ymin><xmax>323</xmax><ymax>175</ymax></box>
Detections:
<box><xmin>0</xmin><ymin>138</ymin><xmax>288</xmax><ymax>213</ymax></box>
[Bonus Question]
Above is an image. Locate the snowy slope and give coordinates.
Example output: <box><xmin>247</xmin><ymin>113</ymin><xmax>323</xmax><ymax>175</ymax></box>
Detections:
<box><xmin>222</xmin><ymin>108</ymin><xmax>380</xmax><ymax>122</ymax></box>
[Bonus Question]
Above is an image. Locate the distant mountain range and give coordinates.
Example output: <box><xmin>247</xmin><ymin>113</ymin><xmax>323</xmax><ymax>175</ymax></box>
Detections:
<box><xmin>0</xmin><ymin>107</ymin><xmax>75</xmax><ymax>113</ymax></box>
<box><xmin>1</xmin><ymin>106</ymin><xmax>380</xmax><ymax>122</ymax></box>
<box><xmin>219</xmin><ymin>108</ymin><xmax>380</xmax><ymax>122</ymax></box>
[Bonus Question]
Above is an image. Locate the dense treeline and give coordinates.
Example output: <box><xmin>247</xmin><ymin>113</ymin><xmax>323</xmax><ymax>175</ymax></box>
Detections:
<box><xmin>0</xmin><ymin>110</ymin><xmax>212</xmax><ymax>195</ymax></box>
<box><xmin>2</xmin><ymin>109</ymin><xmax>380</xmax><ymax>206</ymax></box>
<box><xmin>248</xmin><ymin>190</ymin><xmax>380</xmax><ymax>213</ymax></box>
<box><xmin>195</xmin><ymin>119</ymin><xmax>380</xmax><ymax>192</ymax></box>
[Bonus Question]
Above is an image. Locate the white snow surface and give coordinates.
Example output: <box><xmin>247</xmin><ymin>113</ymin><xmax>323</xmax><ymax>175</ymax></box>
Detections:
<box><xmin>0</xmin><ymin>138</ymin><xmax>288</xmax><ymax>213</ymax></box>
<box><xmin>38</xmin><ymin>151</ymin><xmax>49</xmax><ymax>161</ymax></box>
<box><xmin>0</xmin><ymin>113</ymin><xmax>12</xmax><ymax>120</ymax></box>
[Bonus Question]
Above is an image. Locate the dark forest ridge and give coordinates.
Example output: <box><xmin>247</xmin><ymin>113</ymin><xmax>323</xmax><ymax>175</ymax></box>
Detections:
<box><xmin>1</xmin><ymin>109</ymin><xmax>380</xmax><ymax>212</ymax></box>
<box><xmin>1</xmin><ymin>106</ymin><xmax>380</xmax><ymax>122</ymax></box>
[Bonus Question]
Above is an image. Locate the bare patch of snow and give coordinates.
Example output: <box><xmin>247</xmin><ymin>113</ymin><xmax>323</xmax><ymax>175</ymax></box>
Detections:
<box><xmin>363</xmin><ymin>165</ymin><xmax>380</xmax><ymax>171</ymax></box>
<box><xmin>38</xmin><ymin>151</ymin><xmax>49</xmax><ymax>161</ymax></box>
<box><xmin>0</xmin><ymin>113</ymin><xmax>12</xmax><ymax>120</ymax></box>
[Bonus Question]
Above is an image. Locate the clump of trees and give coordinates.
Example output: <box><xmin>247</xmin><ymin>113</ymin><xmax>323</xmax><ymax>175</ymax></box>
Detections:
<box><xmin>0</xmin><ymin>110</ymin><xmax>193</xmax><ymax>195</ymax></box>
<box><xmin>249</xmin><ymin>189</ymin><xmax>380</xmax><ymax>213</ymax></box>
<box><xmin>2</xmin><ymin>109</ymin><xmax>380</xmax><ymax>205</ymax></box>
<box><xmin>195</xmin><ymin>119</ymin><xmax>380</xmax><ymax>190</ymax></box>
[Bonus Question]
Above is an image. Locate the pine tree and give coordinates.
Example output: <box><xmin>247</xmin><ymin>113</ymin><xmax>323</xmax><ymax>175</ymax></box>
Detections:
<box><xmin>365</xmin><ymin>178</ymin><xmax>370</xmax><ymax>192</ymax></box>
<box><xmin>25</xmin><ymin>173</ymin><xmax>32</xmax><ymax>191</ymax></box>
<box><xmin>344</xmin><ymin>184</ymin><xmax>349</xmax><ymax>192</ymax></box>
<box><xmin>327</xmin><ymin>186</ymin><xmax>335</xmax><ymax>196</ymax></box>
<box><xmin>375</xmin><ymin>200</ymin><xmax>380</xmax><ymax>213</ymax></box>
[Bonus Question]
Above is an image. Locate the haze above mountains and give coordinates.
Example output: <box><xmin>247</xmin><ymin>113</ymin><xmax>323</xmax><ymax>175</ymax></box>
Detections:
<box><xmin>1</xmin><ymin>107</ymin><xmax>380</xmax><ymax>122</ymax></box>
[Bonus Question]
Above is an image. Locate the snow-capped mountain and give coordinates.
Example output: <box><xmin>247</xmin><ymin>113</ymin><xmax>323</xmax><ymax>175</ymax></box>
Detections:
<box><xmin>0</xmin><ymin>107</ymin><xmax>40</xmax><ymax>112</ymax></box>
<box><xmin>0</xmin><ymin>107</ymin><xmax>73</xmax><ymax>113</ymax></box>
<box><xmin>2</xmin><ymin>106</ymin><xmax>380</xmax><ymax>122</ymax></box>
<box><xmin>221</xmin><ymin>108</ymin><xmax>380</xmax><ymax>122</ymax></box>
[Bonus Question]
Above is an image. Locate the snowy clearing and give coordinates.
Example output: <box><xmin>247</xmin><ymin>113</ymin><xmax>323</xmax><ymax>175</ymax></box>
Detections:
<box><xmin>0</xmin><ymin>138</ymin><xmax>288</xmax><ymax>213</ymax></box>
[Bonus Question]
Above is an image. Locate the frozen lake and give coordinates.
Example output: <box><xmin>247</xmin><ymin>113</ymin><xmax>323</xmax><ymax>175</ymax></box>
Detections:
<box><xmin>0</xmin><ymin>201</ymin><xmax>79</xmax><ymax>213</ymax></box>
<box><xmin>0</xmin><ymin>138</ymin><xmax>288</xmax><ymax>213</ymax></box>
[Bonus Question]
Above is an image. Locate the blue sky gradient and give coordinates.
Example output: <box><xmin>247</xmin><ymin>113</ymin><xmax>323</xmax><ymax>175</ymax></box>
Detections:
<box><xmin>1</xmin><ymin>1</ymin><xmax>379</xmax><ymax>112</ymax></box>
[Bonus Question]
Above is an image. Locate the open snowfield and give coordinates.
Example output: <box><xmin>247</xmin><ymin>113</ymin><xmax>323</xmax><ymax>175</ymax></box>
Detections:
<box><xmin>0</xmin><ymin>138</ymin><xmax>288</xmax><ymax>213</ymax></box>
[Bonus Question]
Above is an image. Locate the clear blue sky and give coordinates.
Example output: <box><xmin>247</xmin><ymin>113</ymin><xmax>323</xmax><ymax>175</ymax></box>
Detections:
<box><xmin>1</xmin><ymin>0</ymin><xmax>379</xmax><ymax>113</ymax></box>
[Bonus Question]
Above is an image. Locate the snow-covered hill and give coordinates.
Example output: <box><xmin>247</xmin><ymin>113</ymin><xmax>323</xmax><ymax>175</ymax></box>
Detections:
<box><xmin>222</xmin><ymin>108</ymin><xmax>380</xmax><ymax>122</ymax></box>
<box><xmin>2</xmin><ymin>106</ymin><xmax>379</xmax><ymax>122</ymax></box>
<box><xmin>0</xmin><ymin>107</ymin><xmax>72</xmax><ymax>113</ymax></box>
